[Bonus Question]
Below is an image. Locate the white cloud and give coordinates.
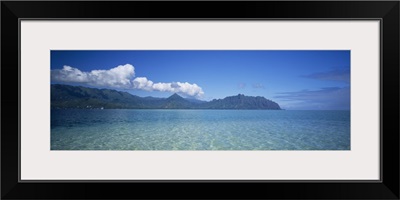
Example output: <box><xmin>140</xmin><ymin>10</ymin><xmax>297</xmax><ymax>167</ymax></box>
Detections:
<box><xmin>153</xmin><ymin>82</ymin><xmax>172</xmax><ymax>92</ymax></box>
<box><xmin>172</xmin><ymin>82</ymin><xmax>204</xmax><ymax>97</ymax></box>
<box><xmin>133</xmin><ymin>78</ymin><xmax>204</xmax><ymax>98</ymax></box>
<box><xmin>51</xmin><ymin>64</ymin><xmax>135</xmax><ymax>89</ymax></box>
<box><xmin>51</xmin><ymin>64</ymin><xmax>204</xmax><ymax>98</ymax></box>
<box><xmin>132</xmin><ymin>77</ymin><xmax>154</xmax><ymax>91</ymax></box>
<box><xmin>51</xmin><ymin>66</ymin><xmax>89</xmax><ymax>83</ymax></box>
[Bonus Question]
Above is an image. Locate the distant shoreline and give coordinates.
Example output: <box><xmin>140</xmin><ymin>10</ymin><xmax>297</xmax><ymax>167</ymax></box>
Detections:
<box><xmin>51</xmin><ymin>84</ymin><xmax>282</xmax><ymax>110</ymax></box>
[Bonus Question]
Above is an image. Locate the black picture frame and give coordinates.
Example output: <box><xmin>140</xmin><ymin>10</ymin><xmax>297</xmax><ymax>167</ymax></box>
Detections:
<box><xmin>2</xmin><ymin>1</ymin><xmax>399</xmax><ymax>199</ymax></box>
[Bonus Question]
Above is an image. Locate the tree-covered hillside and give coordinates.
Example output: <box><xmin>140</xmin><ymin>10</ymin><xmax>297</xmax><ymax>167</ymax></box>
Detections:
<box><xmin>51</xmin><ymin>84</ymin><xmax>281</xmax><ymax>110</ymax></box>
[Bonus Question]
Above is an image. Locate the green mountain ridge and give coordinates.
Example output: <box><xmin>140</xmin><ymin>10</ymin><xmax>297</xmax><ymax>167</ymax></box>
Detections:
<box><xmin>51</xmin><ymin>84</ymin><xmax>281</xmax><ymax>110</ymax></box>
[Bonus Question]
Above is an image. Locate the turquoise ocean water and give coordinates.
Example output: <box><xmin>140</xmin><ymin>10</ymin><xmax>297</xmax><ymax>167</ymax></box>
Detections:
<box><xmin>51</xmin><ymin>109</ymin><xmax>350</xmax><ymax>150</ymax></box>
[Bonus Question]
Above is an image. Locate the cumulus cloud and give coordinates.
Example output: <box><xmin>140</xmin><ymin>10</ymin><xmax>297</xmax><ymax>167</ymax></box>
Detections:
<box><xmin>51</xmin><ymin>64</ymin><xmax>204</xmax><ymax>98</ymax></box>
<box><xmin>132</xmin><ymin>77</ymin><xmax>204</xmax><ymax>98</ymax></box>
<box><xmin>51</xmin><ymin>64</ymin><xmax>135</xmax><ymax>89</ymax></box>
<box><xmin>132</xmin><ymin>77</ymin><xmax>154</xmax><ymax>91</ymax></box>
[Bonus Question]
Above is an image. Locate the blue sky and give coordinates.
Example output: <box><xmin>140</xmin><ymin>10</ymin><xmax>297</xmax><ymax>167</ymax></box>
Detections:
<box><xmin>51</xmin><ymin>50</ymin><xmax>350</xmax><ymax>110</ymax></box>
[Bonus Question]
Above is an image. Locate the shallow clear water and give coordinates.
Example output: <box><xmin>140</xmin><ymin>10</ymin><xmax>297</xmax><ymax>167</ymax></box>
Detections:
<box><xmin>51</xmin><ymin>109</ymin><xmax>350</xmax><ymax>150</ymax></box>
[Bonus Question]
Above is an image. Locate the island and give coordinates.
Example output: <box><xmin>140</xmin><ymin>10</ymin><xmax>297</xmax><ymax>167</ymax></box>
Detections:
<box><xmin>51</xmin><ymin>84</ymin><xmax>281</xmax><ymax>110</ymax></box>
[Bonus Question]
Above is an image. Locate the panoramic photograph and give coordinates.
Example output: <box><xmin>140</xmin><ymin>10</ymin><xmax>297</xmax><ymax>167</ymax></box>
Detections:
<box><xmin>51</xmin><ymin>50</ymin><xmax>350</xmax><ymax>150</ymax></box>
